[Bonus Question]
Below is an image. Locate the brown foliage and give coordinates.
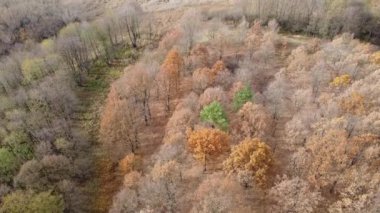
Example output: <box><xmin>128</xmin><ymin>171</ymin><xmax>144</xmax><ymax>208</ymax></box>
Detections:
<box><xmin>234</xmin><ymin>102</ymin><xmax>273</xmax><ymax>139</ymax></box>
<box><xmin>199</xmin><ymin>87</ymin><xmax>228</xmax><ymax>108</ymax></box>
<box><xmin>192</xmin><ymin>67</ymin><xmax>213</xmax><ymax>93</ymax></box>
<box><xmin>192</xmin><ymin>174</ymin><xmax>248</xmax><ymax>212</ymax></box>
<box><xmin>340</xmin><ymin>92</ymin><xmax>366</xmax><ymax>115</ymax></box>
<box><xmin>161</xmin><ymin>48</ymin><xmax>184</xmax><ymax>91</ymax></box>
<box><xmin>99</xmin><ymin>85</ymin><xmax>141</xmax><ymax>161</ymax></box>
<box><xmin>119</xmin><ymin>154</ymin><xmax>142</xmax><ymax>175</ymax></box>
<box><xmin>269</xmin><ymin>176</ymin><xmax>323</xmax><ymax>213</ymax></box>
<box><xmin>123</xmin><ymin>171</ymin><xmax>141</xmax><ymax>189</ymax></box>
<box><xmin>306</xmin><ymin>130</ymin><xmax>379</xmax><ymax>194</ymax></box>
<box><xmin>190</xmin><ymin>44</ymin><xmax>210</xmax><ymax>68</ymax></box>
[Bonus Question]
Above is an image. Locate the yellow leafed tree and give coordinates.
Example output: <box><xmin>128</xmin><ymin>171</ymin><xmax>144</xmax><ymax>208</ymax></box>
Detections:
<box><xmin>330</xmin><ymin>74</ymin><xmax>351</xmax><ymax>87</ymax></box>
<box><xmin>370</xmin><ymin>51</ymin><xmax>380</xmax><ymax>64</ymax></box>
<box><xmin>223</xmin><ymin>138</ymin><xmax>273</xmax><ymax>188</ymax></box>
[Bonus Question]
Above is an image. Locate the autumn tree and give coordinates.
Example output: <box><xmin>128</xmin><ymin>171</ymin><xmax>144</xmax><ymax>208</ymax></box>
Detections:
<box><xmin>264</xmin><ymin>70</ymin><xmax>291</xmax><ymax>119</ymax></box>
<box><xmin>269</xmin><ymin>176</ymin><xmax>323</xmax><ymax>213</ymax></box>
<box><xmin>192</xmin><ymin>67</ymin><xmax>212</xmax><ymax>93</ymax></box>
<box><xmin>235</xmin><ymin>102</ymin><xmax>273</xmax><ymax>139</ymax></box>
<box><xmin>331</xmin><ymin>74</ymin><xmax>352</xmax><ymax>88</ymax></box>
<box><xmin>340</xmin><ymin>92</ymin><xmax>366</xmax><ymax>115</ymax></box>
<box><xmin>189</xmin><ymin>44</ymin><xmax>210</xmax><ymax>69</ymax></box>
<box><xmin>187</xmin><ymin>128</ymin><xmax>230</xmax><ymax>171</ymax></box>
<box><xmin>223</xmin><ymin>138</ymin><xmax>273</xmax><ymax>188</ymax></box>
<box><xmin>158</xmin><ymin>49</ymin><xmax>184</xmax><ymax>112</ymax></box>
<box><xmin>306</xmin><ymin>130</ymin><xmax>379</xmax><ymax>196</ymax></box>
<box><xmin>199</xmin><ymin>87</ymin><xmax>228</xmax><ymax>107</ymax></box>
<box><xmin>210</xmin><ymin>60</ymin><xmax>226</xmax><ymax>82</ymax></box>
<box><xmin>140</xmin><ymin>161</ymin><xmax>182</xmax><ymax>212</ymax></box>
<box><xmin>123</xmin><ymin>171</ymin><xmax>142</xmax><ymax>189</ymax></box>
<box><xmin>99</xmin><ymin>86</ymin><xmax>141</xmax><ymax>161</ymax></box>
<box><xmin>119</xmin><ymin>154</ymin><xmax>142</xmax><ymax>175</ymax></box>
<box><xmin>371</xmin><ymin>51</ymin><xmax>380</xmax><ymax>64</ymax></box>
<box><xmin>192</xmin><ymin>174</ymin><xmax>248</xmax><ymax>212</ymax></box>
<box><xmin>122</xmin><ymin>64</ymin><xmax>154</xmax><ymax>125</ymax></box>
<box><xmin>165</xmin><ymin>108</ymin><xmax>197</xmax><ymax>137</ymax></box>
<box><xmin>110</xmin><ymin>188</ymin><xmax>139</xmax><ymax>213</ymax></box>
<box><xmin>200</xmin><ymin>101</ymin><xmax>229</xmax><ymax>130</ymax></box>
<box><xmin>161</xmin><ymin>48</ymin><xmax>184</xmax><ymax>89</ymax></box>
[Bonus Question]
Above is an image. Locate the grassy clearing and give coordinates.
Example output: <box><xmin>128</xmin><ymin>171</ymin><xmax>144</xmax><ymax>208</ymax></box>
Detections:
<box><xmin>72</xmin><ymin>45</ymin><xmax>139</xmax><ymax>213</ymax></box>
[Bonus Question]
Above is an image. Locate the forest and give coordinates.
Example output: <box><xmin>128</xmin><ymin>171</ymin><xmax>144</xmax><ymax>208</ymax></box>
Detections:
<box><xmin>0</xmin><ymin>0</ymin><xmax>379</xmax><ymax>212</ymax></box>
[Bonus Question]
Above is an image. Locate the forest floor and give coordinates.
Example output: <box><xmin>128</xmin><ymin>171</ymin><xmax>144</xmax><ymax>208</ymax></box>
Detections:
<box><xmin>75</xmin><ymin>64</ymin><xmax>122</xmax><ymax>213</ymax></box>
<box><xmin>70</xmin><ymin>48</ymin><xmax>136</xmax><ymax>212</ymax></box>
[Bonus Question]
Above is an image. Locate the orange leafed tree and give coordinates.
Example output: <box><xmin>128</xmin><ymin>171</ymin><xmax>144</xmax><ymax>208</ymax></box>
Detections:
<box><xmin>190</xmin><ymin>44</ymin><xmax>210</xmax><ymax>68</ymax></box>
<box><xmin>340</xmin><ymin>92</ymin><xmax>366</xmax><ymax>115</ymax></box>
<box><xmin>223</xmin><ymin>138</ymin><xmax>273</xmax><ymax>188</ymax></box>
<box><xmin>161</xmin><ymin>48</ymin><xmax>184</xmax><ymax>91</ymax></box>
<box><xmin>211</xmin><ymin>60</ymin><xmax>226</xmax><ymax>80</ymax></box>
<box><xmin>192</xmin><ymin>67</ymin><xmax>212</xmax><ymax>93</ymax></box>
<box><xmin>99</xmin><ymin>85</ymin><xmax>141</xmax><ymax>161</ymax></box>
<box><xmin>119</xmin><ymin>153</ymin><xmax>142</xmax><ymax>175</ymax></box>
<box><xmin>187</xmin><ymin>128</ymin><xmax>230</xmax><ymax>171</ymax></box>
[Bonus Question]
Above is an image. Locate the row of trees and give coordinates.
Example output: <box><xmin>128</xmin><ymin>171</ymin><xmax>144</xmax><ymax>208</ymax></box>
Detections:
<box><xmin>235</xmin><ymin>0</ymin><xmax>380</xmax><ymax>44</ymax></box>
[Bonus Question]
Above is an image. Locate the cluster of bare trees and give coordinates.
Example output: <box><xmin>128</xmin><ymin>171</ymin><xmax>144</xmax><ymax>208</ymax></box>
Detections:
<box><xmin>234</xmin><ymin>0</ymin><xmax>380</xmax><ymax>45</ymax></box>
<box><xmin>0</xmin><ymin>0</ymin><xmax>91</xmax><ymax>56</ymax></box>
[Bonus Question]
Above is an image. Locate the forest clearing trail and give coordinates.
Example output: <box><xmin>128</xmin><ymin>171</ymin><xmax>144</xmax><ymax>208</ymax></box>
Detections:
<box><xmin>73</xmin><ymin>56</ymin><xmax>170</xmax><ymax>213</ymax></box>
<box><xmin>71</xmin><ymin>62</ymin><xmax>125</xmax><ymax>213</ymax></box>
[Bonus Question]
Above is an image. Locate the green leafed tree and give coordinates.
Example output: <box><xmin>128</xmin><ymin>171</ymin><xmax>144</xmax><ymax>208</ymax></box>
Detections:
<box><xmin>3</xmin><ymin>131</ymin><xmax>33</xmax><ymax>161</ymax></box>
<box><xmin>0</xmin><ymin>190</ymin><xmax>64</xmax><ymax>213</ymax></box>
<box><xmin>200</xmin><ymin>101</ymin><xmax>229</xmax><ymax>130</ymax></box>
<box><xmin>0</xmin><ymin>148</ymin><xmax>19</xmax><ymax>182</ymax></box>
<box><xmin>233</xmin><ymin>85</ymin><xmax>253</xmax><ymax>111</ymax></box>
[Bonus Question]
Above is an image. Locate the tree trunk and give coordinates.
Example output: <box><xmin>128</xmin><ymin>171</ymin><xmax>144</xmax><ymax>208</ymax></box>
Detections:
<box><xmin>203</xmin><ymin>154</ymin><xmax>207</xmax><ymax>172</ymax></box>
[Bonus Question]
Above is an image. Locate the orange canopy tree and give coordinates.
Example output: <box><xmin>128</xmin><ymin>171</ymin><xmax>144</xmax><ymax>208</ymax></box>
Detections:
<box><xmin>161</xmin><ymin>48</ymin><xmax>184</xmax><ymax>91</ymax></box>
<box><xmin>187</xmin><ymin>128</ymin><xmax>230</xmax><ymax>171</ymax></box>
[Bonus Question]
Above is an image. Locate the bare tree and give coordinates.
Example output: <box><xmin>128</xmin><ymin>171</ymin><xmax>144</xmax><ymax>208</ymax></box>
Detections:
<box><xmin>119</xmin><ymin>1</ymin><xmax>144</xmax><ymax>48</ymax></box>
